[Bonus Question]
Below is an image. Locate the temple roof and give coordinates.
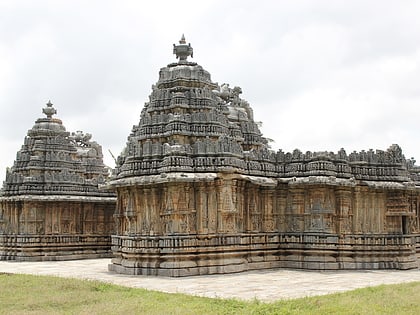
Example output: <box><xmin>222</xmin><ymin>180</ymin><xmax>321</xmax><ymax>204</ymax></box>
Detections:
<box><xmin>1</xmin><ymin>101</ymin><xmax>114</xmax><ymax>198</ymax></box>
<box><xmin>111</xmin><ymin>38</ymin><xmax>281</xmax><ymax>181</ymax></box>
<box><xmin>111</xmin><ymin>37</ymin><xmax>419</xmax><ymax>186</ymax></box>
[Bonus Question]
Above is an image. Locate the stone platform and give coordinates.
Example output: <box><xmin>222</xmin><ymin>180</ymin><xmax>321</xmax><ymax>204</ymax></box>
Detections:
<box><xmin>1</xmin><ymin>258</ymin><xmax>420</xmax><ymax>301</ymax></box>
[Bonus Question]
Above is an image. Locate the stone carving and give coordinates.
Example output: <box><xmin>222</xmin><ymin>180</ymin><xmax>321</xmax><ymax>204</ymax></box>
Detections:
<box><xmin>173</xmin><ymin>34</ymin><xmax>193</xmax><ymax>61</ymax></box>
<box><xmin>107</xmin><ymin>37</ymin><xmax>420</xmax><ymax>276</ymax></box>
<box><xmin>1</xmin><ymin>38</ymin><xmax>420</xmax><ymax>274</ymax></box>
<box><xmin>0</xmin><ymin>101</ymin><xmax>116</xmax><ymax>261</ymax></box>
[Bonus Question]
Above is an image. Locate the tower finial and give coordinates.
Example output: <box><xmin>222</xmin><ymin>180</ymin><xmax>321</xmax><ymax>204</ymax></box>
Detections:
<box><xmin>173</xmin><ymin>34</ymin><xmax>193</xmax><ymax>62</ymax></box>
<box><xmin>42</xmin><ymin>100</ymin><xmax>57</xmax><ymax>118</ymax></box>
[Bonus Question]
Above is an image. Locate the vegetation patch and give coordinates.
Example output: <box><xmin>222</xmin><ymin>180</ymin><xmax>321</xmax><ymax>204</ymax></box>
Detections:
<box><xmin>1</xmin><ymin>274</ymin><xmax>419</xmax><ymax>314</ymax></box>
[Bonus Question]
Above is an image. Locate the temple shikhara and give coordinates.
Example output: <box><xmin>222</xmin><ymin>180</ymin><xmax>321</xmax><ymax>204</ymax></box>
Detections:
<box><xmin>0</xmin><ymin>101</ymin><xmax>115</xmax><ymax>260</ymax></box>
<box><xmin>1</xmin><ymin>36</ymin><xmax>420</xmax><ymax>276</ymax></box>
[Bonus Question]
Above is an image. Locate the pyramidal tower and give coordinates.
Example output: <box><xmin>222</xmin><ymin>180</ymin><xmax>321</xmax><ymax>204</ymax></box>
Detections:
<box><xmin>112</xmin><ymin>35</ymin><xmax>271</xmax><ymax>180</ymax></box>
<box><xmin>109</xmin><ymin>36</ymin><xmax>278</xmax><ymax>276</ymax></box>
<box><xmin>0</xmin><ymin>101</ymin><xmax>116</xmax><ymax>261</ymax></box>
<box><xmin>107</xmin><ymin>37</ymin><xmax>420</xmax><ymax>276</ymax></box>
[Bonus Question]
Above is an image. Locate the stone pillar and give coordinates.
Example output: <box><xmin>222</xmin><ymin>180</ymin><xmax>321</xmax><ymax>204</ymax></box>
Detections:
<box><xmin>335</xmin><ymin>187</ymin><xmax>353</xmax><ymax>235</ymax></box>
<box><xmin>195</xmin><ymin>182</ymin><xmax>207</xmax><ymax>234</ymax></box>
<box><xmin>409</xmin><ymin>193</ymin><xmax>419</xmax><ymax>233</ymax></box>
<box><xmin>246</xmin><ymin>184</ymin><xmax>261</xmax><ymax>232</ymax></box>
<box><xmin>139</xmin><ymin>187</ymin><xmax>148</xmax><ymax>234</ymax></box>
<box><xmin>275</xmin><ymin>187</ymin><xmax>287</xmax><ymax>232</ymax></box>
<box><xmin>235</xmin><ymin>180</ymin><xmax>245</xmax><ymax>232</ymax></box>
<box><xmin>114</xmin><ymin>190</ymin><xmax>125</xmax><ymax>236</ymax></box>
<box><xmin>262</xmin><ymin>188</ymin><xmax>275</xmax><ymax>232</ymax></box>
<box><xmin>150</xmin><ymin>186</ymin><xmax>159</xmax><ymax>235</ymax></box>
<box><xmin>207</xmin><ymin>182</ymin><xmax>217</xmax><ymax>233</ymax></box>
<box><xmin>207</xmin><ymin>181</ymin><xmax>219</xmax><ymax>234</ymax></box>
<box><xmin>353</xmin><ymin>186</ymin><xmax>364</xmax><ymax>233</ymax></box>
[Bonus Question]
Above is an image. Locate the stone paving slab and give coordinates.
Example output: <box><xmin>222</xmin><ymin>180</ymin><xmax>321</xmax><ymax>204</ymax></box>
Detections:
<box><xmin>1</xmin><ymin>259</ymin><xmax>420</xmax><ymax>301</ymax></box>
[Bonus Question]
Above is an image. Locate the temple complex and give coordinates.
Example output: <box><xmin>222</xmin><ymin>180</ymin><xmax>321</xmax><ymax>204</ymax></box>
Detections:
<box><xmin>108</xmin><ymin>36</ymin><xmax>420</xmax><ymax>276</ymax></box>
<box><xmin>0</xmin><ymin>102</ymin><xmax>116</xmax><ymax>261</ymax></box>
<box><xmin>1</xmin><ymin>37</ymin><xmax>420</xmax><ymax>275</ymax></box>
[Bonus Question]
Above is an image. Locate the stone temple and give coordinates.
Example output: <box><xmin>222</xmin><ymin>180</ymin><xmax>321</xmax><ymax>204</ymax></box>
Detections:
<box><xmin>1</xmin><ymin>37</ymin><xmax>420</xmax><ymax>275</ymax></box>
<box><xmin>107</xmin><ymin>36</ymin><xmax>420</xmax><ymax>276</ymax></box>
<box><xmin>0</xmin><ymin>101</ymin><xmax>116</xmax><ymax>261</ymax></box>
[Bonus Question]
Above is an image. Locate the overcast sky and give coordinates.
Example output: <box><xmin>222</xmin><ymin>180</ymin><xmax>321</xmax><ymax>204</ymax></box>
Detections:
<box><xmin>1</xmin><ymin>0</ymin><xmax>420</xmax><ymax>183</ymax></box>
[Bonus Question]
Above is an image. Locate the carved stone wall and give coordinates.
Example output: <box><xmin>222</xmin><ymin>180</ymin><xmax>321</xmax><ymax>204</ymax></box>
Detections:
<box><xmin>109</xmin><ymin>177</ymin><xmax>419</xmax><ymax>275</ymax></box>
<box><xmin>0</xmin><ymin>198</ymin><xmax>114</xmax><ymax>261</ymax></box>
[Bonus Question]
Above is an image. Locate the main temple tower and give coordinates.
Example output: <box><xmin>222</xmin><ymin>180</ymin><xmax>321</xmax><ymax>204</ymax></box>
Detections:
<box><xmin>109</xmin><ymin>36</ymin><xmax>278</xmax><ymax>276</ymax></box>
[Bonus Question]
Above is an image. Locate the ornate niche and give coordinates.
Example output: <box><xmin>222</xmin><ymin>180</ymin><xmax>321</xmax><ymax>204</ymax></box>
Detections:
<box><xmin>386</xmin><ymin>190</ymin><xmax>410</xmax><ymax>234</ymax></box>
<box><xmin>305</xmin><ymin>186</ymin><xmax>335</xmax><ymax>233</ymax></box>
<box><xmin>335</xmin><ymin>187</ymin><xmax>353</xmax><ymax>234</ymax></box>
<box><xmin>261</xmin><ymin>187</ymin><xmax>275</xmax><ymax>232</ymax></box>
<box><xmin>244</xmin><ymin>182</ymin><xmax>262</xmax><ymax>232</ymax></box>
<box><xmin>160</xmin><ymin>183</ymin><xmax>196</xmax><ymax>235</ymax></box>
<box><xmin>284</xmin><ymin>187</ymin><xmax>305</xmax><ymax>232</ymax></box>
<box><xmin>217</xmin><ymin>177</ymin><xmax>239</xmax><ymax>233</ymax></box>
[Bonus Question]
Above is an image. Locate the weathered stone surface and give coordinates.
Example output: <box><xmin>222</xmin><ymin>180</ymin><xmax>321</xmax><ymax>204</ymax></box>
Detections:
<box><xmin>108</xmin><ymin>37</ymin><xmax>420</xmax><ymax>276</ymax></box>
<box><xmin>0</xmin><ymin>101</ymin><xmax>116</xmax><ymax>261</ymax></box>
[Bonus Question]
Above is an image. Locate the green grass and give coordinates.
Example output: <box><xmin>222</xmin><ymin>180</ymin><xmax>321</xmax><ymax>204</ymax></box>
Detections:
<box><xmin>0</xmin><ymin>273</ymin><xmax>419</xmax><ymax>315</ymax></box>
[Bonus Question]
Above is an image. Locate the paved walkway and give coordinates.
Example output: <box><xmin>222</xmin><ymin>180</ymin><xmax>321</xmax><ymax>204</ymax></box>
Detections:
<box><xmin>1</xmin><ymin>259</ymin><xmax>420</xmax><ymax>301</ymax></box>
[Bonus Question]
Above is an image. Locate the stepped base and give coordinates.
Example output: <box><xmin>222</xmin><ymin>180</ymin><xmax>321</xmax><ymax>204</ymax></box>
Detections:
<box><xmin>0</xmin><ymin>234</ymin><xmax>112</xmax><ymax>261</ymax></box>
<box><xmin>109</xmin><ymin>233</ymin><xmax>419</xmax><ymax>277</ymax></box>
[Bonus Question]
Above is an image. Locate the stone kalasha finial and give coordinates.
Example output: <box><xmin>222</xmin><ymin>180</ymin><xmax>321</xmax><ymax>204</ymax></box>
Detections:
<box><xmin>42</xmin><ymin>100</ymin><xmax>57</xmax><ymax>118</ymax></box>
<box><xmin>173</xmin><ymin>34</ymin><xmax>193</xmax><ymax>61</ymax></box>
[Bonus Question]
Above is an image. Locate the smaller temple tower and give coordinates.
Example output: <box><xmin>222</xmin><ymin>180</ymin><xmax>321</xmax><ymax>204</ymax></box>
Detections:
<box><xmin>0</xmin><ymin>101</ymin><xmax>116</xmax><ymax>261</ymax></box>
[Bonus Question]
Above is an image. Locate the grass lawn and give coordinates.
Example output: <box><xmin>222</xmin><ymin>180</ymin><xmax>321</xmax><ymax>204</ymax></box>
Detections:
<box><xmin>0</xmin><ymin>273</ymin><xmax>419</xmax><ymax>314</ymax></box>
